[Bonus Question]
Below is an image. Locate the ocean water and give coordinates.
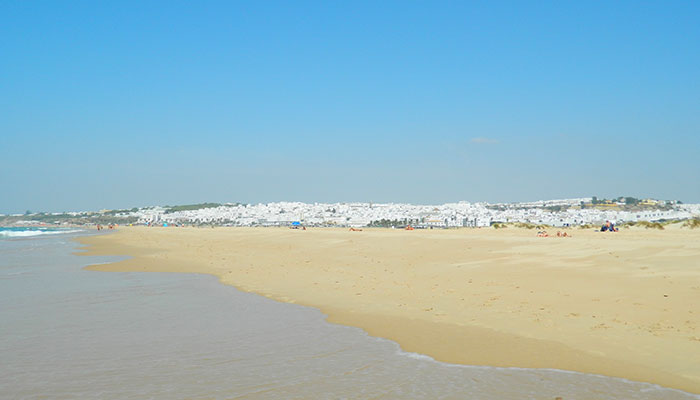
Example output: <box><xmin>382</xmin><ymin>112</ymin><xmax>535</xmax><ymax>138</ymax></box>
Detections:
<box><xmin>0</xmin><ymin>229</ymin><xmax>697</xmax><ymax>400</ymax></box>
<box><xmin>0</xmin><ymin>226</ymin><xmax>83</xmax><ymax>238</ymax></box>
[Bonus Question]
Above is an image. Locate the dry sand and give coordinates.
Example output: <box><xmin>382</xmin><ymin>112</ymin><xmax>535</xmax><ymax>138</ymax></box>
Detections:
<box><xmin>77</xmin><ymin>225</ymin><xmax>700</xmax><ymax>394</ymax></box>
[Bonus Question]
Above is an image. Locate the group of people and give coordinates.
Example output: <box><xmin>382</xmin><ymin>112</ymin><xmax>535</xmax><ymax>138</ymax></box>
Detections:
<box><xmin>601</xmin><ymin>220</ymin><xmax>619</xmax><ymax>232</ymax></box>
<box><xmin>96</xmin><ymin>224</ymin><xmax>115</xmax><ymax>231</ymax></box>
<box><xmin>536</xmin><ymin>230</ymin><xmax>572</xmax><ymax>237</ymax></box>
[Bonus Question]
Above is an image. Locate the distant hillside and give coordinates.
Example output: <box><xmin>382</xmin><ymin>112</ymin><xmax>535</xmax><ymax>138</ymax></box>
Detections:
<box><xmin>0</xmin><ymin>212</ymin><xmax>138</xmax><ymax>226</ymax></box>
<box><xmin>163</xmin><ymin>203</ymin><xmax>223</xmax><ymax>214</ymax></box>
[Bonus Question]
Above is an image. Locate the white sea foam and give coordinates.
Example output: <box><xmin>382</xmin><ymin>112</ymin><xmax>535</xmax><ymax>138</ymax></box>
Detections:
<box><xmin>396</xmin><ymin>349</ymin><xmax>436</xmax><ymax>362</ymax></box>
<box><xmin>0</xmin><ymin>229</ymin><xmax>83</xmax><ymax>238</ymax></box>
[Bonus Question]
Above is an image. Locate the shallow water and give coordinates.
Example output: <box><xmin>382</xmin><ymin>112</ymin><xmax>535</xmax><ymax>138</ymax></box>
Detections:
<box><xmin>0</xmin><ymin>232</ymin><xmax>697</xmax><ymax>399</ymax></box>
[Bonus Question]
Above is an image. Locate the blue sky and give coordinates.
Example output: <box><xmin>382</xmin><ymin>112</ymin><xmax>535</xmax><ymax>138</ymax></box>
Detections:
<box><xmin>1</xmin><ymin>1</ymin><xmax>699</xmax><ymax>213</ymax></box>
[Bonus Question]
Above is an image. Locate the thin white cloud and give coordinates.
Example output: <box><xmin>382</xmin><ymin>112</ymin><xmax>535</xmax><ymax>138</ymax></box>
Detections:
<box><xmin>470</xmin><ymin>137</ymin><xmax>499</xmax><ymax>144</ymax></box>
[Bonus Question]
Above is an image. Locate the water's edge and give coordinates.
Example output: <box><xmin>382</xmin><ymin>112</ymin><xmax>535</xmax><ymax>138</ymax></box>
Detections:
<box><xmin>70</xmin><ymin>232</ymin><xmax>700</xmax><ymax>399</ymax></box>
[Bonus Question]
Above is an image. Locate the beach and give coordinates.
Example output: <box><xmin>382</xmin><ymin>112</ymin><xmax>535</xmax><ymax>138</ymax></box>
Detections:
<box><xmin>78</xmin><ymin>225</ymin><xmax>700</xmax><ymax>394</ymax></box>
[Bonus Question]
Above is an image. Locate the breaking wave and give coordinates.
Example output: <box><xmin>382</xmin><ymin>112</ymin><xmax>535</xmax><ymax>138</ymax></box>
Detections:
<box><xmin>0</xmin><ymin>228</ymin><xmax>83</xmax><ymax>238</ymax></box>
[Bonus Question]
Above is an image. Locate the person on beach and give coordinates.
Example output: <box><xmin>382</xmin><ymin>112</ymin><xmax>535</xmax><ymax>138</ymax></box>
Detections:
<box><xmin>601</xmin><ymin>221</ymin><xmax>619</xmax><ymax>232</ymax></box>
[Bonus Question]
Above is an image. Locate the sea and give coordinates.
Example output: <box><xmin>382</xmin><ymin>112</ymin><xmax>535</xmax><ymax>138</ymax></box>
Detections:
<box><xmin>1</xmin><ymin>227</ymin><xmax>697</xmax><ymax>400</ymax></box>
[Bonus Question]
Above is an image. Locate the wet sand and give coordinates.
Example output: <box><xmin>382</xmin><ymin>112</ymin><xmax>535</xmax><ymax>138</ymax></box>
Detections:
<box><xmin>77</xmin><ymin>225</ymin><xmax>700</xmax><ymax>394</ymax></box>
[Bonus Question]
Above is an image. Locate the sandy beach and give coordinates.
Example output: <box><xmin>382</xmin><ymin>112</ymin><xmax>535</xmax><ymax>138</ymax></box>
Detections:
<box><xmin>77</xmin><ymin>226</ymin><xmax>700</xmax><ymax>394</ymax></box>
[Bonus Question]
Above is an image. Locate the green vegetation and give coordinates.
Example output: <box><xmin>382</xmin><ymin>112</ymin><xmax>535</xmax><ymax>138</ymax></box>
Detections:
<box><xmin>164</xmin><ymin>203</ymin><xmax>222</xmax><ymax>213</ymax></box>
<box><xmin>491</xmin><ymin>222</ymin><xmax>507</xmax><ymax>229</ymax></box>
<box><xmin>682</xmin><ymin>218</ymin><xmax>700</xmax><ymax>229</ymax></box>
<box><xmin>624</xmin><ymin>197</ymin><xmax>639</xmax><ymax>206</ymax></box>
<box><xmin>544</xmin><ymin>205</ymin><xmax>563</xmax><ymax>212</ymax></box>
<box><xmin>368</xmin><ymin>218</ymin><xmax>411</xmax><ymax>228</ymax></box>
<box><xmin>586</xmin><ymin>196</ymin><xmax>679</xmax><ymax>211</ymax></box>
<box><xmin>487</xmin><ymin>196</ymin><xmax>679</xmax><ymax>213</ymax></box>
<box><xmin>102</xmin><ymin>209</ymin><xmax>133</xmax><ymax>215</ymax></box>
<box><xmin>592</xmin><ymin>196</ymin><xmax>639</xmax><ymax>205</ymax></box>
<box><xmin>626</xmin><ymin>221</ymin><xmax>665</xmax><ymax>230</ymax></box>
<box><xmin>512</xmin><ymin>222</ymin><xmax>549</xmax><ymax>230</ymax></box>
<box><xmin>619</xmin><ymin>220</ymin><xmax>672</xmax><ymax>229</ymax></box>
<box><xmin>658</xmin><ymin>219</ymin><xmax>683</xmax><ymax>226</ymax></box>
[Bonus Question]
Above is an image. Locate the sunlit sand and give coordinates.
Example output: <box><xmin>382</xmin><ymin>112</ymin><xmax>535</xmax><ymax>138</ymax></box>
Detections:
<box><xmin>78</xmin><ymin>225</ymin><xmax>700</xmax><ymax>394</ymax></box>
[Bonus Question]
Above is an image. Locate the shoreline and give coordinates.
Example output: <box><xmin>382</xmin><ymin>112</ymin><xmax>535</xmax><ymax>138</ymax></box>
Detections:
<box><xmin>75</xmin><ymin>226</ymin><xmax>700</xmax><ymax>394</ymax></box>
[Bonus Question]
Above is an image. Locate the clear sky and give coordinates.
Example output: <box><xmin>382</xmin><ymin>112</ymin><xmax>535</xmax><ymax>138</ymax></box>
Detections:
<box><xmin>2</xmin><ymin>1</ymin><xmax>699</xmax><ymax>213</ymax></box>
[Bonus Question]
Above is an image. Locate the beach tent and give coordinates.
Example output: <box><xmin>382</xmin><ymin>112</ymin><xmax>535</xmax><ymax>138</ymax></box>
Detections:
<box><xmin>291</xmin><ymin>221</ymin><xmax>301</xmax><ymax>226</ymax></box>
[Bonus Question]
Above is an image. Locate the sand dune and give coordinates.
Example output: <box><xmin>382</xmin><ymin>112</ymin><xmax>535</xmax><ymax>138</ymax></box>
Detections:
<box><xmin>77</xmin><ymin>225</ymin><xmax>700</xmax><ymax>394</ymax></box>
